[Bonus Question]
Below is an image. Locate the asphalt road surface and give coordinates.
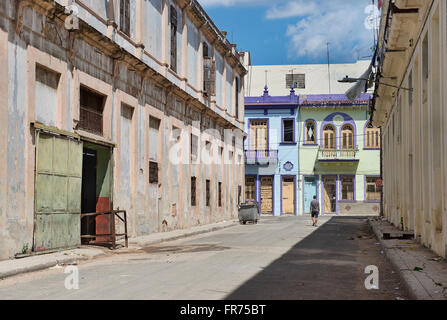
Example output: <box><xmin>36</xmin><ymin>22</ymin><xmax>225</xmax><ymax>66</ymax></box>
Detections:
<box><xmin>0</xmin><ymin>216</ymin><xmax>409</xmax><ymax>300</ymax></box>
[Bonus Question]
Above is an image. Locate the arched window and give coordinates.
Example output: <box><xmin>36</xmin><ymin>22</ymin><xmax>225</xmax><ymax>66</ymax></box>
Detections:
<box><xmin>305</xmin><ymin>120</ymin><xmax>316</xmax><ymax>144</ymax></box>
<box><xmin>341</xmin><ymin>124</ymin><xmax>354</xmax><ymax>149</ymax></box>
<box><xmin>323</xmin><ymin>124</ymin><xmax>336</xmax><ymax>149</ymax></box>
<box><xmin>365</xmin><ymin>122</ymin><xmax>381</xmax><ymax>148</ymax></box>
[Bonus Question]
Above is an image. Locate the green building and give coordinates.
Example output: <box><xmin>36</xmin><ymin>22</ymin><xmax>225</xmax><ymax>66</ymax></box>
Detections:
<box><xmin>299</xmin><ymin>94</ymin><xmax>382</xmax><ymax>215</ymax></box>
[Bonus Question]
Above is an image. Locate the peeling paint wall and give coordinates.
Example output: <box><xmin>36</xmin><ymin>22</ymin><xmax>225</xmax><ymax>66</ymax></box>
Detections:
<box><xmin>0</xmin><ymin>0</ymin><xmax>245</xmax><ymax>260</ymax></box>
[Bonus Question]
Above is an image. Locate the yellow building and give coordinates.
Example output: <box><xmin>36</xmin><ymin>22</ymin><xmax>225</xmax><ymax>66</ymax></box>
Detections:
<box><xmin>371</xmin><ymin>0</ymin><xmax>447</xmax><ymax>257</ymax></box>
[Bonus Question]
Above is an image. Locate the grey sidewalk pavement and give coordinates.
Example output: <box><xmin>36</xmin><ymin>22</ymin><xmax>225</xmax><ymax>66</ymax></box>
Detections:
<box><xmin>368</xmin><ymin>217</ymin><xmax>447</xmax><ymax>300</ymax></box>
<box><xmin>0</xmin><ymin>219</ymin><xmax>238</xmax><ymax>280</ymax></box>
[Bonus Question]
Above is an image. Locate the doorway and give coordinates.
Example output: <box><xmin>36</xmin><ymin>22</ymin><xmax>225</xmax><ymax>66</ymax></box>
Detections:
<box><xmin>282</xmin><ymin>177</ymin><xmax>295</xmax><ymax>215</ymax></box>
<box><xmin>81</xmin><ymin>148</ymin><xmax>97</xmax><ymax>238</ymax></box>
<box><xmin>80</xmin><ymin>142</ymin><xmax>112</xmax><ymax>244</ymax></box>
<box><xmin>303</xmin><ymin>176</ymin><xmax>317</xmax><ymax>214</ymax></box>
<box><xmin>323</xmin><ymin>176</ymin><xmax>337</xmax><ymax>214</ymax></box>
<box><xmin>260</xmin><ymin>176</ymin><xmax>273</xmax><ymax>214</ymax></box>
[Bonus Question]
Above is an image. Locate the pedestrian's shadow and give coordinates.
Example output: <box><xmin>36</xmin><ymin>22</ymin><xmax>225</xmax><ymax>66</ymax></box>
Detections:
<box><xmin>225</xmin><ymin>216</ymin><xmax>386</xmax><ymax>300</ymax></box>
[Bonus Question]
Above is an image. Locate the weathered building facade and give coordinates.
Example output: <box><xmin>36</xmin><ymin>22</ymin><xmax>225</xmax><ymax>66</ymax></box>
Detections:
<box><xmin>0</xmin><ymin>0</ymin><xmax>246</xmax><ymax>260</ymax></box>
<box><xmin>243</xmin><ymin>55</ymin><xmax>381</xmax><ymax>217</ymax></box>
<box><xmin>371</xmin><ymin>0</ymin><xmax>447</xmax><ymax>257</ymax></box>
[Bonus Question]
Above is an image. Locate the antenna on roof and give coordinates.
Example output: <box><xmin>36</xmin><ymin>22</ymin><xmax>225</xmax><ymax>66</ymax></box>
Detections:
<box><xmin>265</xmin><ymin>70</ymin><xmax>268</xmax><ymax>87</ymax></box>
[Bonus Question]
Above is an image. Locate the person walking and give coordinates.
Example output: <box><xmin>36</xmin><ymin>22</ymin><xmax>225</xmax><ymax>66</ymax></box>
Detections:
<box><xmin>310</xmin><ymin>196</ymin><xmax>320</xmax><ymax>227</ymax></box>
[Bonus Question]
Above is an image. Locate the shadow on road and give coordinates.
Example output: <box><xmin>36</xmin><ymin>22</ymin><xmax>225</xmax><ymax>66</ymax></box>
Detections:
<box><xmin>225</xmin><ymin>216</ymin><xmax>407</xmax><ymax>300</ymax></box>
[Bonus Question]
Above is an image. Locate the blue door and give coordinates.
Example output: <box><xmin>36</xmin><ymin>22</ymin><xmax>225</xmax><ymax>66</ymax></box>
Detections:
<box><xmin>304</xmin><ymin>176</ymin><xmax>317</xmax><ymax>214</ymax></box>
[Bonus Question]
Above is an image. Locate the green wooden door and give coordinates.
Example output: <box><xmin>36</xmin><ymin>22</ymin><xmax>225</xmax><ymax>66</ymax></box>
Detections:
<box><xmin>34</xmin><ymin>132</ymin><xmax>83</xmax><ymax>251</ymax></box>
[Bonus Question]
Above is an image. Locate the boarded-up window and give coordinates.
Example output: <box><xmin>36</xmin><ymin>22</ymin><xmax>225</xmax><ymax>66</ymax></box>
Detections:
<box><xmin>191</xmin><ymin>177</ymin><xmax>196</xmax><ymax>206</ymax></box>
<box><xmin>120</xmin><ymin>0</ymin><xmax>130</xmax><ymax>36</ymax></box>
<box><xmin>286</xmin><ymin>73</ymin><xmax>305</xmax><ymax>89</ymax></box>
<box><xmin>218</xmin><ymin>182</ymin><xmax>222</xmax><ymax>207</ymax></box>
<box><xmin>235</xmin><ymin>77</ymin><xmax>240</xmax><ymax>119</ymax></box>
<box><xmin>149</xmin><ymin>161</ymin><xmax>158</xmax><ymax>184</ymax></box>
<box><xmin>245</xmin><ymin>177</ymin><xmax>256</xmax><ymax>202</ymax></box>
<box><xmin>341</xmin><ymin>177</ymin><xmax>354</xmax><ymax>201</ymax></box>
<box><xmin>366</xmin><ymin>177</ymin><xmax>382</xmax><ymax>201</ymax></box>
<box><xmin>149</xmin><ymin>116</ymin><xmax>161</xmax><ymax>161</ymax></box>
<box><xmin>283</xmin><ymin>119</ymin><xmax>294</xmax><ymax>143</ymax></box>
<box><xmin>79</xmin><ymin>86</ymin><xmax>104</xmax><ymax>135</ymax></box>
<box><xmin>365</xmin><ymin>122</ymin><xmax>380</xmax><ymax>148</ymax></box>
<box><xmin>238</xmin><ymin>185</ymin><xmax>242</xmax><ymax>204</ymax></box>
<box><xmin>35</xmin><ymin>64</ymin><xmax>60</xmax><ymax>126</ymax></box>
<box><xmin>191</xmin><ymin>134</ymin><xmax>198</xmax><ymax>161</ymax></box>
<box><xmin>249</xmin><ymin>120</ymin><xmax>268</xmax><ymax>150</ymax></box>
<box><xmin>170</xmin><ymin>5</ymin><xmax>178</xmax><ymax>73</ymax></box>
<box><xmin>206</xmin><ymin>180</ymin><xmax>210</xmax><ymax>207</ymax></box>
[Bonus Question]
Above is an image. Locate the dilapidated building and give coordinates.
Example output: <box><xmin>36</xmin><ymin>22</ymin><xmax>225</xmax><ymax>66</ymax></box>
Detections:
<box><xmin>0</xmin><ymin>0</ymin><xmax>246</xmax><ymax>260</ymax></box>
<box><xmin>371</xmin><ymin>0</ymin><xmax>447</xmax><ymax>257</ymax></box>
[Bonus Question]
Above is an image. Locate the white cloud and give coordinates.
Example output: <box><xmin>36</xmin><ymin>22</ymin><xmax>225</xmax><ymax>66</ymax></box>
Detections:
<box><xmin>199</xmin><ymin>0</ymin><xmax>376</xmax><ymax>63</ymax></box>
<box><xmin>199</xmin><ymin>0</ymin><xmax>271</xmax><ymax>7</ymax></box>
<box><xmin>282</xmin><ymin>0</ymin><xmax>375</xmax><ymax>62</ymax></box>
<box><xmin>265</xmin><ymin>1</ymin><xmax>318</xmax><ymax>20</ymax></box>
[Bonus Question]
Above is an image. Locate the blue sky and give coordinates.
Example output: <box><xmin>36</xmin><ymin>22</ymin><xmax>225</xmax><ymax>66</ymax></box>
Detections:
<box><xmin>200</xmin><ymin>0</ymin><xmax>380</xmax><ymax>65</ymax></box>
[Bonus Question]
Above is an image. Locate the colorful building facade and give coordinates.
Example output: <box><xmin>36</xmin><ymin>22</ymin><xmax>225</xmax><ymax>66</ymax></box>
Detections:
<box><xmin>244</xmin><ymin>90</ymin><xmax>382</xmax><ymax>216</ymax></box>
<box><xmin>299</xmin><ymin>94</ymin><xmax>381</xmax><ymax>216</ymax></box>
<box><xmin>244</xmin><ymin>87</ymin><xmax>299</xmax><ymax>215</ymax></box>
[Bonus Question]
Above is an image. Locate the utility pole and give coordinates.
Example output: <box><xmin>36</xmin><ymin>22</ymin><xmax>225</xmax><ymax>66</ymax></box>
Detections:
<box><xmin>327</xmin><ymin>42</ymin><xmax>331</xmax><ymax>94</ymax></box>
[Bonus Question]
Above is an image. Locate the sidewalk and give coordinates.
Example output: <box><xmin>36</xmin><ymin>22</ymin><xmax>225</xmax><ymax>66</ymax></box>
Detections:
<box><xmin>368</xmin><ymin>217</ymin><xmax>447</xmax><ymax>300</ymax></box>
<box><xmin>0</xmin><ymin>220</ymin><xmax>238</xmax><ymax>280</ymax></box>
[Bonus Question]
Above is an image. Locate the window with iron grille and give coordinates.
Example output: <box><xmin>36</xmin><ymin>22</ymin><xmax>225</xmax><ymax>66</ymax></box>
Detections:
<box><xmin>119</xmin><ymin>0</ymin><xmax>130</xmax><ymax>36</ymax></box>
<box><xmin>191</xmin><ymin>177</ymin><xmax>197</xmax><ymax>206</ymax></box>
<box><xmin>218</xmin><ymin>182</ymin><xmax>222</xmax><ymax>207</ymax></box>
<box><xmin>149</xmin><ymin>161</ymin><xmax>158</xmax><ymax>184</ymax></box>
<box><xmin>286</xmin><ymin>73</ymin><xmax>305</xmax><ymax>89</ymax></box>
<box><xmin>206</xmin><ymin>180</ymin><xmax>210</xmax><ymax>207</ymax></box>
<box><xmin>366</xmin><ymin>177</ymin><xmax>382</xmax><ymax>201</ymax></box>
<box><xmin>341</xmin><ymin>177</ymin><xmax>354</xmax><ymax>201</ymax></box>
<box><xmin>79</xmin><ymin>86</ymin><xmax>104</xmax><ymax>135</ymax></box>
<box><xmin>203</xmin><ymin>57</ymin><xmax>216</xmax><ymax>97</ymax></box>
<box><xmin>170</xmin><ymin>5</ymin><xmax>178</xmax><ymax>73</ymax></box>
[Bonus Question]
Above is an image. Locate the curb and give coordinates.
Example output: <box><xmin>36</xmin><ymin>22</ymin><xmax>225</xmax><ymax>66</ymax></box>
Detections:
<box><xmin>129</xmin><ymin>221</ymin><xmax>239</xmax><ymax>247</ymax></box>
<box><xmin>368</xmin><ymin>218</ymin><xmax>446</xmax><ymax>300</ymax></box>
<box><xmin>367</xmin><ymin>218</ymin><xmax>417</xmax><ymax>300</ymax></box>
<box><xmin>0</xmin><ymin>250</ymin><xmax>105</xmax><ymax>280</ymax></box>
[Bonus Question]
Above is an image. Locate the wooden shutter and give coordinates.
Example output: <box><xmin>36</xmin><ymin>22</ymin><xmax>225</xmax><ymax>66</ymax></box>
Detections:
<box><xmin>170</xmin><ymin>6</ymin><xmax>177</xmax><ymax>73</ymax></box>
<box><xmin>120</xmin><ymin>0</ymin><xmax>130</xmax><ymax>36</ymax></box>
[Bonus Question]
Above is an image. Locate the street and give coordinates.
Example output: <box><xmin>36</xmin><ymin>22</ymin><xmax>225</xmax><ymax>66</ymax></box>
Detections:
<box><xmin>0</xmin><ymin>216</ymin><xmax>408</xmax><ymax>300</ymax></box>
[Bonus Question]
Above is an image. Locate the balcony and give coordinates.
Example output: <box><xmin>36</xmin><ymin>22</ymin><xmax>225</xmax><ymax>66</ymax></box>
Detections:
<box><xmin>245</xmin><ymin>150</ymin><xmax>278</xmax><ymax>165</ymax></box>
<box><xmin>318</xmin><ymin>147</ymin><xmax>359</xmax><ymax>163</ymax></box>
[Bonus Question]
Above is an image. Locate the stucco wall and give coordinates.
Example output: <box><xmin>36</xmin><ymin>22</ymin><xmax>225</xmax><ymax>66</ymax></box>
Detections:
<box><xmin>0</xmin><ymin>0</ymin><xmax>245</xmax><ymax>260</ymax></box>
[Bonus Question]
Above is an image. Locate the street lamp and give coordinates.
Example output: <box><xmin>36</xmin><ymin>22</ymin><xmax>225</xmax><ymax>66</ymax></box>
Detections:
<box><xmin>338</xmin><ymin>76</ymin><xmax>413</xmax><ymax>91</ymax></box>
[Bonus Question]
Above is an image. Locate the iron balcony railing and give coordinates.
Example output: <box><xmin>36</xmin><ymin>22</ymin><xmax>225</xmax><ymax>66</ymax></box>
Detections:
<box><xmin>245</xmin><ymin>150</ymin><xmax>278</xmax><ymax>164</ymax></box>
<box><xmin>318</xmin><ymin>147</ymin><xmax>359</xmax><ymax>161</ymax></box>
